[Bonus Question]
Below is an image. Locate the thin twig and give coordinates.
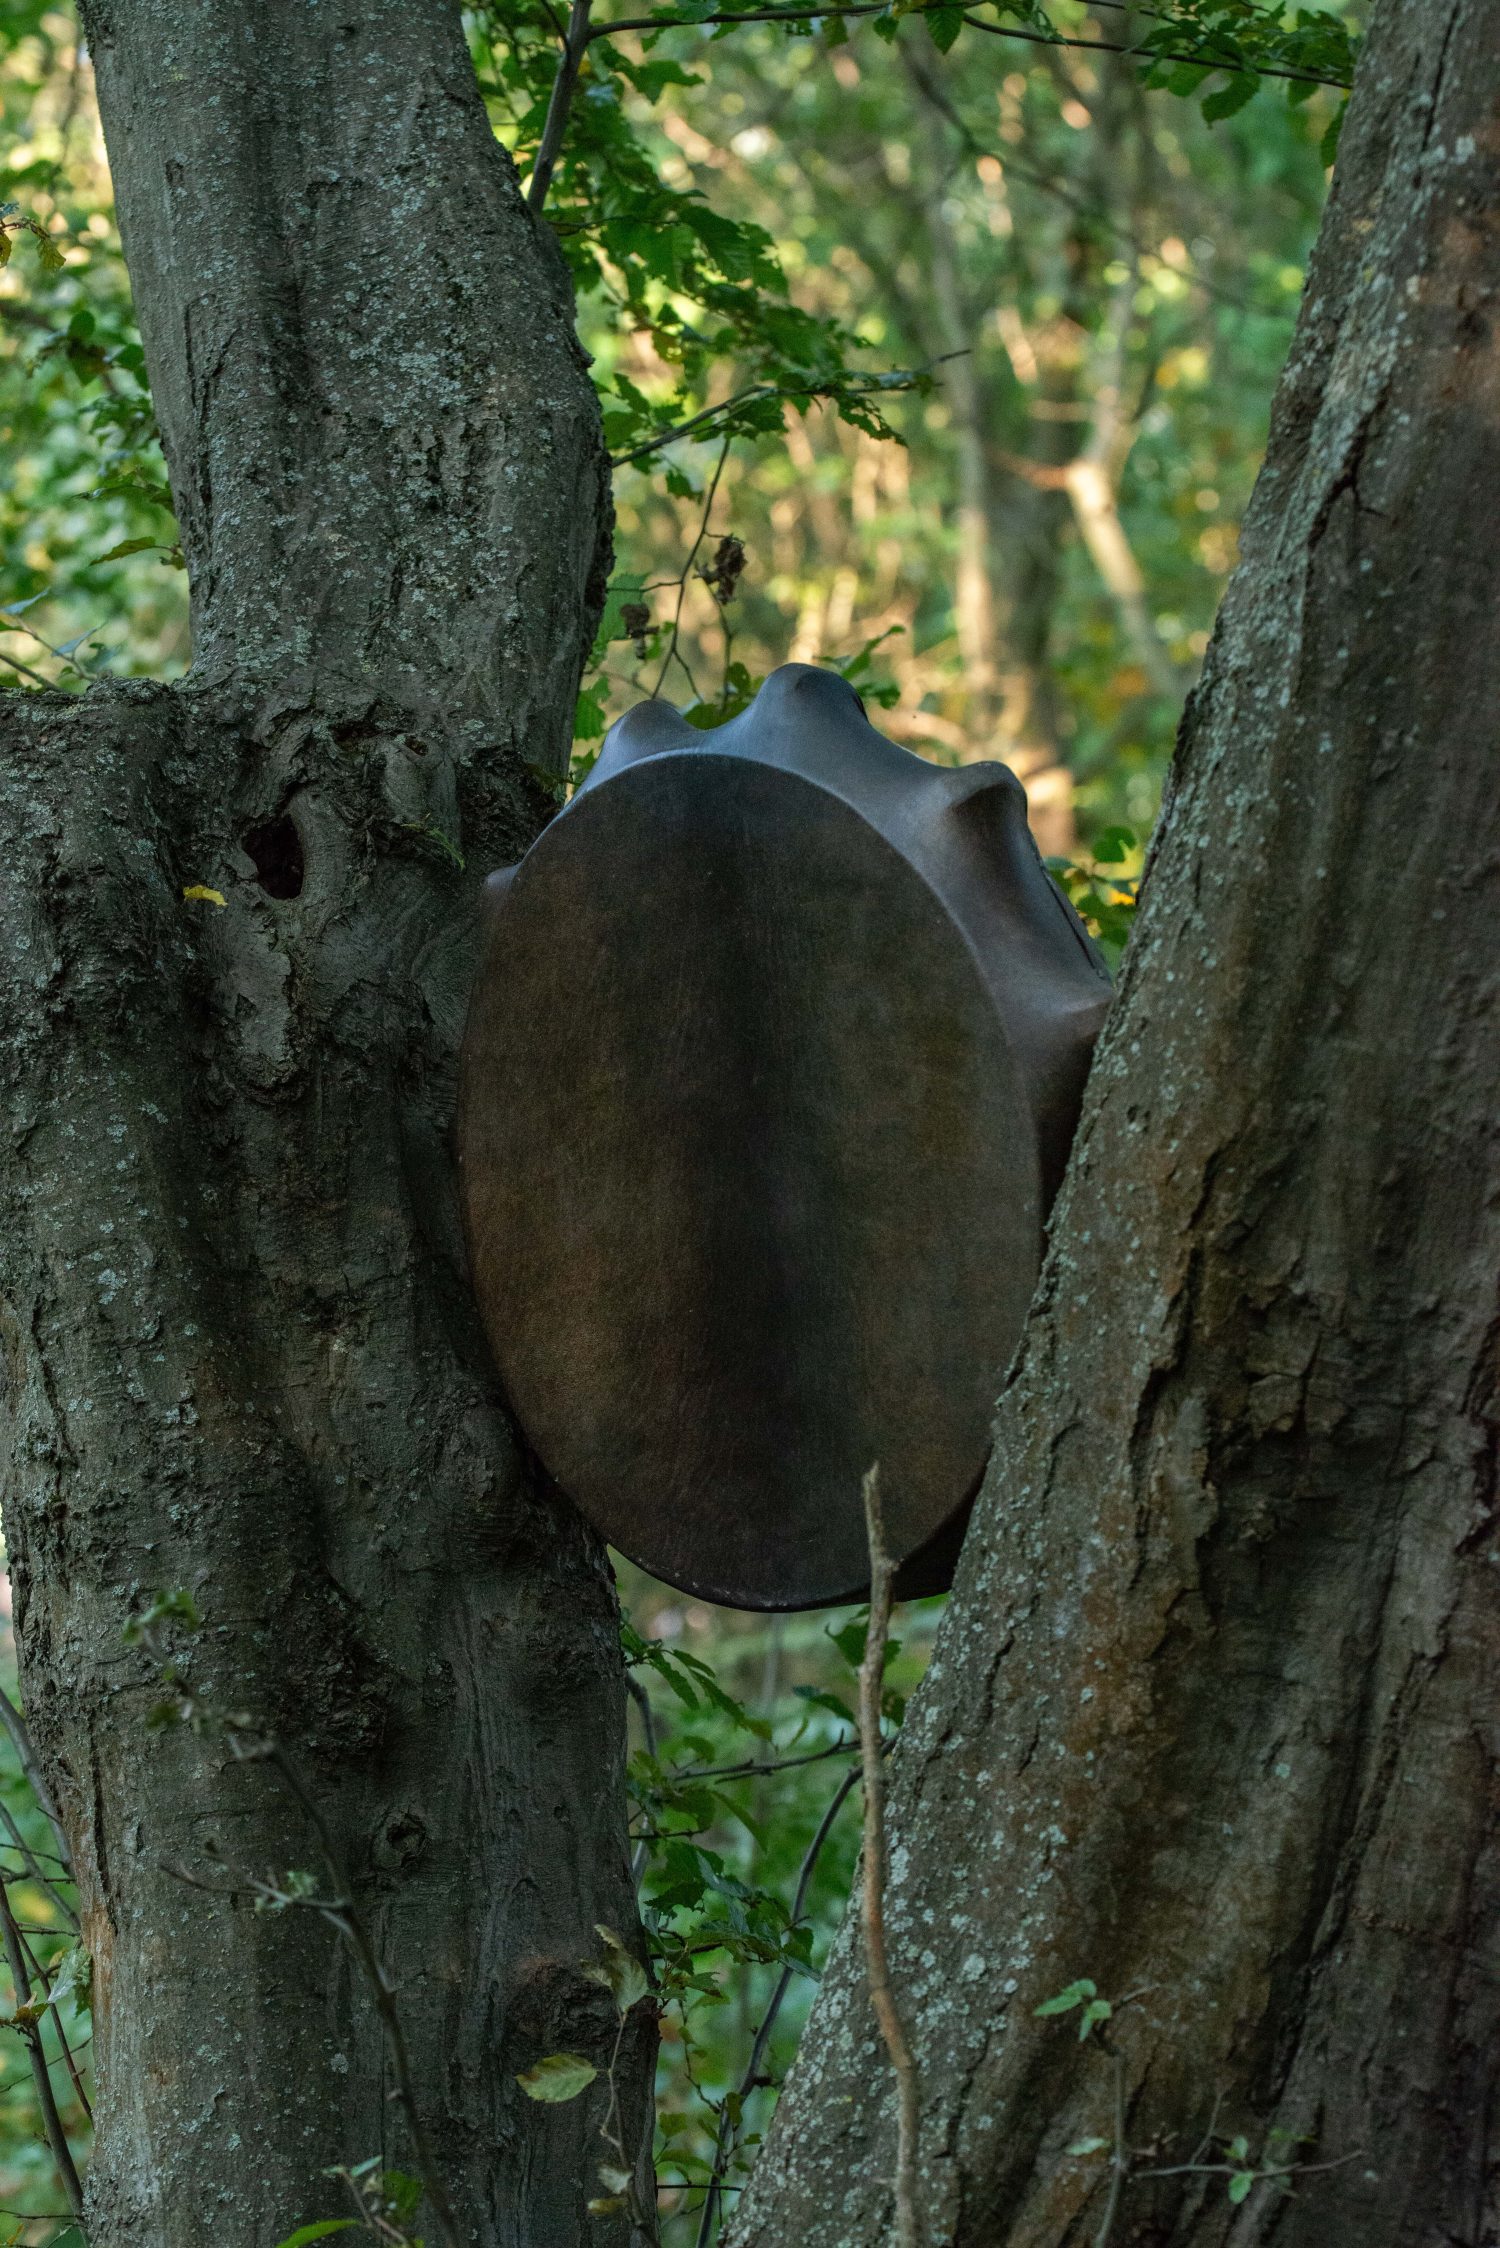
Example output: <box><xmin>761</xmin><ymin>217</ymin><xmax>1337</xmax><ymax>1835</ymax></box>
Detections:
<box><xmin>529</xmin><ymin>0</ymin><xmax>596</xmax><ymax>213</ymax></box>
<box><xmin>743</xmin><ymin>1763</ymin><xmax>862</xmax><ymax>2078</ymax></box>
<box><xmin>652</xmin><ymin>435</ymin><xmax>731</xmax><ymax>698</ymax></box>
<box><xmin>859</xmin><ymin>1465</ymin><xmax>920</xmax><ymax>2248</ymax></box>
<box><xmin>0</xmin><ymin>1803</ymin><xmax>76</xmax><ymax>1933</ymax></box>
<box><xmin>0</xmin><ymin>1883</ymin><xmax>84</xmax><ymax>2222</ymax></box>
<box><xmin>0</xmin><ymin>653</ymin><xmax>56</xmax><ymax>691</ymax></box>
<box><xmin>1135</xmin><ymin>2149</ymin><xmax>1363</xmax><ymax>2183</ymax></box>
<box><xmin>610</xmin><ymin>354</ymin><xmax>966</xmax><ymax>469</ymax></box>
<box><xmin>678</xmin><ymin>1738</ymin><xmax>858</xmax><ymax>1784</ymax></box>
<box><xmin>613</xmin><ymin>384</ymin><xmax>779</xmax><ymax>468</ymax></box>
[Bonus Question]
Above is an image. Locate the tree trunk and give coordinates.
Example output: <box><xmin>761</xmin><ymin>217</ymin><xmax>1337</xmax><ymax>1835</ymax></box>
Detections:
<box><xmin>731</xmin><ymin>4</ymin><xmax>1500</xmax><ymax>2242</ymax></box>
<box><xmin>0</xmin><ymin>7</ymin><xmax>650</xmax><ymax>2245</ymax></box>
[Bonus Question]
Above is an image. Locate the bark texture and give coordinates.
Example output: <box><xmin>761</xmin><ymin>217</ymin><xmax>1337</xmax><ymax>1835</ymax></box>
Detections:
<box><xmin>0</xmin><ymin>7</ymin><xmax>648</xmax><ymax>2245</ymax></box>
<box><xmin>732</xmin><ymin>4</ymin><xmax>1500</xmax><ymax>2242</ymax></box>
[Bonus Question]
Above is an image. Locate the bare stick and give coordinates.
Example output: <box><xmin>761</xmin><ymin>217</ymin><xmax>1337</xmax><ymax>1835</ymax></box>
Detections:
<box><xmin>0</xmin><ymin>1879</ymin><xmax>84</xmax><ymax>2221</ymax></box>
<box><xmin>859</xmin><ymin>1465</ymin><xmax>920</xmax><ymax>2248</ymax></box>
<box><xmin>528</xmin><ymin>0</ymin><xmax>595</xmax><ymax>215</ymax></box>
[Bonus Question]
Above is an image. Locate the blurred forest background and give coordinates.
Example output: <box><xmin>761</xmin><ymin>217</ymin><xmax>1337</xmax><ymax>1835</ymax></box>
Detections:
<box><xmin>0</xmin><ymin>1</ymin><xmax>1352</xmax><ymax>2238</ymax></box>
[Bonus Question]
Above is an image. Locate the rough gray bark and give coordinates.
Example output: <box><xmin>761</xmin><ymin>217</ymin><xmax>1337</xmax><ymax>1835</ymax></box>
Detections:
<box><xmin>732</xmin><ymin>3</ymin><xmax>1500</xmax><ymax>2242</ymax></box>
<box><xmin>0</xmin><ymin>6</ymin><xmax>650</xmax><ymax>2245</ymax></box>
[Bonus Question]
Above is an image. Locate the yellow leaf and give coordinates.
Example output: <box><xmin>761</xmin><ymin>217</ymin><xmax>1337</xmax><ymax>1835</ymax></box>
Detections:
<box><xmin>182</xmin><ymin>885</ymin><xmax>226</xmax><ymax>907</ymax></box>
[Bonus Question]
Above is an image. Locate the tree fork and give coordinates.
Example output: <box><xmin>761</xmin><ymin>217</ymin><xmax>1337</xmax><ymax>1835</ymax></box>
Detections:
<box><xmin>0</xmin><ymin>4</ymin><xmax>649</xmax><ymax>2243</ymax></box>
<box><xmin>731</xmin><ymin>3</ymin><xmax>1500</xmax><ymax>2242</ymax></box>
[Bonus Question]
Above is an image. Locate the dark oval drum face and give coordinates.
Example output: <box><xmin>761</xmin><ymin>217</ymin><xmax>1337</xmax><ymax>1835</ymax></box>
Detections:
<box><xmin>460</xmin><ymin>751</ymin><xmax>1042</xmax><ymax>1610</ymax></box>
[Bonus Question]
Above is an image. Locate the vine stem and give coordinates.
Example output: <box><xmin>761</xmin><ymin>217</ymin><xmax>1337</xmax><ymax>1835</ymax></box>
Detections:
<box><xmin>859</xmin><ymin>1465</ymin><xmax>921</xmax><ymax>2248</ymax></box>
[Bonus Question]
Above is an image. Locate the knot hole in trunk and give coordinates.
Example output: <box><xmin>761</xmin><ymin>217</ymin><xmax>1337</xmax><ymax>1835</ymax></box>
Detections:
<box><xmin>243</xmin><ymin>813</ymin><xmax>305</xmax><ymax>899</ymax></box>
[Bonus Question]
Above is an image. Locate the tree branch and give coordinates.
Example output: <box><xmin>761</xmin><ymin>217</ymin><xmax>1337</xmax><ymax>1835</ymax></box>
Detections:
<box><xmin>529</xmin><ymin>0</ymin><xmax>596</xmax><ymax>213</ymax></box>
<box><xmin>588</xmin><ymin>1</ymin><xmax>1351</xmax><ymax>91</ymax></box>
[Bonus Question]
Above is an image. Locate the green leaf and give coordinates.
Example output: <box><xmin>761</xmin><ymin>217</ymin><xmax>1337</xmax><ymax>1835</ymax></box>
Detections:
<box><xmin>1201</xmin><ymin>74</ymin><xmax>1259</xmax><ymax>125</ymax></box>
<box><xmin>828</xmin><ymin>1613</ymin><xmax>869</xmax><ymax>1669</ymax></box>
<box><xmin>516</xmin><ymin>2053</ymin><xmax>599</xmax><ymax>2103</ymax></box>
<box><xmin>93</xmin><ymin>536</ymin><xmax>163</xmax><ymax>564</ymax></box>
<box><xmin>1034</xmin><ymin>1978</ymin><xmax>1097</xmax><ymax>2018</ymax></box>
<box><xmin>1067</xmin><ymin>2137</ymin><xmax>1110</xmax><ymax>2157</ymax></box>
<box><xmin>378</xmin><ymin>2171</ymin><xmax>424</xmax><ymax>2224</ymax></box>
<box><xmin>45</xmin><ymin>1943</ymin><xmax>93</xmax><ymax>2016</ymax></box>
<box><xmin>1090</xmin><ymin>825</ymin><xmax>1137</xmax><ymax>865</ymax></box>
<box><xmin>924</xmin><ymin>5</ymin><xmax>963</xmax><ymax>52</ymax></box>
<box><xmin>792</xmin><ymin>1684</ymin><xmax>855</xmax><ymax>1726</ymax></box>
<box><xmin>1079</xmin><ymin>1997</ymin><xmax>1113</xmax><ymax>2040</ymax></box>
<box><xmin>587</xmin><ymin>1925</ymin><xmax>651</xmax><ymax>2014</ymax></box>
<box><xmin>574</xmin><ymin>681</ymin><xmax>610</xmax><ymax>743</ymax></box>
<box><xmin>122</xmin><ymin>1587</ymin><xmax>203</xmax><ymax>1643</ymax></box>
<box><xmin>1228</xmin><ymin>2170</ymin><xmax>1254</xmax><ymax>2205</ymax></box>
<box><xmin>272</xmin><ymin>2224</ymin><xmax>358</xmax><ymax>2247</ymax></box>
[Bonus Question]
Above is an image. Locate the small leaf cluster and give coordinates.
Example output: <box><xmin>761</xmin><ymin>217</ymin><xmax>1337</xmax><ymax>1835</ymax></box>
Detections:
<box><xmin>0</xmin><ymin>201</ymin><xmax>64</xmax><ymax>274</ymax></box>
<box><xmin>1034</xmin><ymin>1975</ymin><xmax>1114</xmax><ymax>2041</ymax></box>
<box><xmin>1131</xmin><ymin>2</ymin><xmax>1356</xmax><ymax>163</ymax></box>
<box><xmin>1049</xmin><ymin>824</ymin><xmax>1139</xmax><ymax>964</ymax></box>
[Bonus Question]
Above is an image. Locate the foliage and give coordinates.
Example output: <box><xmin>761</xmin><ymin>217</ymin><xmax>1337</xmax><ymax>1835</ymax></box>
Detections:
<box><xmin>613</xmin><ymin>1567</ymin><xmax>936</xmax><ymax>2239</ymax></box>
<box><xmin>1</xmin><ymin>0</ymin><xmax>1358</xmax><ymax>874</ymax></box>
